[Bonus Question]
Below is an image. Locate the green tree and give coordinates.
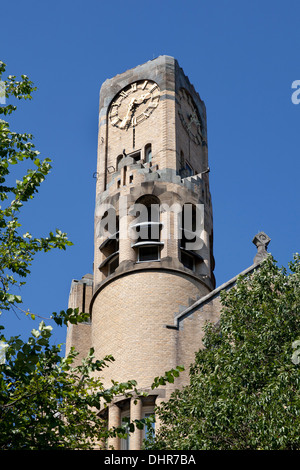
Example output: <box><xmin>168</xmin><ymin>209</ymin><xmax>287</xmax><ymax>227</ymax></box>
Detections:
<box><xmin>0</xmin><ymin>328</ymin><xmax>138</xmax><ymax>449</ymax></box>
<box><xmin>147</xmin><ymin>255</ymin><xmax>300</xmax><ymax>450</ymax></box>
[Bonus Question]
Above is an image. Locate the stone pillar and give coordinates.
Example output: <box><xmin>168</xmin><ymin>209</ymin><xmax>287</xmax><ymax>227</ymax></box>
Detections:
<box><xmin>154</xmin><ymin>396</ymin><xmax>165</xmax><ymax>435</ymax></box>
<box><xmin>130</xmin><ymin>397</ymin><xmax>143</xmax><ymax>450</ymax></box>
<box><xmin>108</xmin><ymin>404</ymin><xmax>121</xmax><ymax>450</ymax></box>
<box><xmin>119</xmin><ymin>196</ymin><xmax>135</xmax><ymax>264</ymax></box>
<box><xmin>201</xmin><ymin>229</ymin><xmax>210</xmax><ymax>276</ymax></box>
<box><xmin>160</xmin><ymin>203</ymin><xmax>180</xmax><ymax>259</ymax></box>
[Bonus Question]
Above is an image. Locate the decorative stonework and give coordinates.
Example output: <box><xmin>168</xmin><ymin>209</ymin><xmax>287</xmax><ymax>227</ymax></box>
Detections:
<box><xmin>252</xmin><ymin>231</ymin><xmax>271</xmax><ymax>264</ymax></box>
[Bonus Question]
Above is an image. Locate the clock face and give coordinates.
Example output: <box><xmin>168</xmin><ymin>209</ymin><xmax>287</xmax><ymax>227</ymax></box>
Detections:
<box><xmin>109</xmin><ymin>80</ymin><xmax>160</xmax><ymax>129</ymax></box>
<box><xmin>178</xmin><ymin>88</ymin><xmax>204</xmax><ymax>145</ymax></box>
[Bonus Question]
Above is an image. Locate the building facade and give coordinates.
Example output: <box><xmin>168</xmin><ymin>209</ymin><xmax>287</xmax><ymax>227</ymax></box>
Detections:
<box><xmin>65</xmin><ymin>56</ymin><xmax>270</xmax><ymax>450</ymax></box>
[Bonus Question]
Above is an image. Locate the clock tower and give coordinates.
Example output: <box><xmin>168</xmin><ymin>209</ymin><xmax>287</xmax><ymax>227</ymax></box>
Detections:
<box><xmin>67</xmin><ymin>56</ymin><xmax>215</xmax><ymax>449</ymax></box>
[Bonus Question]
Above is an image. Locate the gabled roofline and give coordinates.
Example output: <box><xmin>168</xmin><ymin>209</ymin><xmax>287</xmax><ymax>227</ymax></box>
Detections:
<box><xmin>167</xmin><ymin>258</ymin><xmax>266</xmax><ymax>330</ymax></box>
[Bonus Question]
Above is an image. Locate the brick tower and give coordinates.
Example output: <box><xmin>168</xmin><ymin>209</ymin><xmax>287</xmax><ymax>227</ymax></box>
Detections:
<box><xmin>66</xmin><ymin>56</ymin><xmax>215</xmax><ymax>449</ymax></box>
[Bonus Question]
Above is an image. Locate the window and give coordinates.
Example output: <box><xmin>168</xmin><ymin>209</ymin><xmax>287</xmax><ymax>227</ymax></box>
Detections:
<box><xmin>116</xmin><ymin>154</ymin><xmax>123</xmax><ymax>170</ymax></box>
<box><xmin>143</xmin><ymin>412</ymin><xmax>155</xmax><ymax>442</ymax></box>
<box><xmin>179</xmin><ymin>203</ymin><xmax>204</xmax><ymax>272</ymax></box>
<box><xmin>133</xmin><ymin>194</ymin><xmax>161</xmax><ymax>242</ymax></box>
<box><xmin>120</xmin><ymin>413</ymin><xmax>130</xmax><ymax>450</ymax></box>
<box><xmin>138</xmin><ymin>245</ymin><xmax>159</xmax><ymax>262</ymax></box>
<box><xmin>99</xmin><ymin>212</ymin><xmax>119</xmax><ymax>277</ymax></box>
<box><xmin>131</xmin><ymin>195</ymin><xmax>163</xmax><ymax>262</ymax></box>
<box><xmin>181</xmin><ymin>203</ymin><xmax>197</xmax><ymax>246</ymax></box>
<box><xmin>185</xmin><ymin>162</ymin><xmax>194</xmax><ymax>176</ymax></box>
<box><xmin>145</xmin><ymin>144</ymin><xmax>152</xmax><ymax>163</ymax></box>
<box><xmin>130</xmin><ymin>150</ymin><xmax>141</xmax><ymax>163</ymax></box>
<box><xmin>108</xmin><ymin>254</ymin><xmax>119</xmax><ymax>275</ymax></box>
<box><xmin>123</xmin><ymin>165</ymin><xmax>127</xmax><ymax>186</ymax></box>
<box><xmin>99</xmin><ymin>209</ymin><xmax>119</xmax><ymax>240</ymax></box>
<box><xmin>181</xmin><ymin>250</ymin><xmax>194</xmax><ymax>270</ymax></box>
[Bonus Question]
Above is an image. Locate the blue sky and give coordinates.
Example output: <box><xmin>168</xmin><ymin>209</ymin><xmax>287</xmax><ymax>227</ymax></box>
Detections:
<box><xmin>1</xmin><ymin>0</ymin><xmax>299</xmax><ymax>347</ymax></box>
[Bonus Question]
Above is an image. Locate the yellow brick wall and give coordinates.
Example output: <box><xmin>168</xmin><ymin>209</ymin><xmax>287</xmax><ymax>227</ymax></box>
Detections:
<box><xmin>175</xmin><ymin>296</ymin><xmax>223</xmax><ymax>387</ymax></box>
<box><xmin>91</xmin><ymin>270</ymin><xmax>210</xmax><ymax>391</ymax></box>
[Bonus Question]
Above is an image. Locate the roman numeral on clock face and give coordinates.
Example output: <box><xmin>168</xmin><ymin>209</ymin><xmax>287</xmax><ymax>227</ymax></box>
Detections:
<box><xmin>149</xmin><ymin>83</ymin><xmax>158</xmax><ymax>92</ymax></box>
<box><xmin>148</xmin><ymin>101</ymin><xmax>158</xmax><ymax>108</ymax></box>
<box><xmin>110</xmin><ymin>106</ymin><xmax>118</xmax><ymax>116</ymax></box>
<box><xmin>111</xmin><ymin>117</ymin><xmax>119</xmax><ymax>125</ymax></box>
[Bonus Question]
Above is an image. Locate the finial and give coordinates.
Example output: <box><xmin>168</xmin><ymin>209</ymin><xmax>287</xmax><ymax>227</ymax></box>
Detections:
<box><xmin>252</xmin><ymin>231</ymin><xmax>271</xmax><ymax>264</ymax></box>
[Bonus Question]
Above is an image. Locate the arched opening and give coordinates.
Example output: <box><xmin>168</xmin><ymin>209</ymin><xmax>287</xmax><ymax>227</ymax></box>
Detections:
<box><xmin>116</xmin><ymin>154</ymin><xmax>123</xmax><ymax>170</ymax></box>
<box><xmin>98</xmin><ymin>209</ymin><xmax>119</xmax><ymax>276</ymax></box>
<box><xmin>144</xmin><ymin>143</ymin><xmax>152</xmax><ymax>164</ymax></box>
<box><xmin>130</xmin><ymin>194</ymin><xmax>163</xmax><ymax>262</ymax></box>
<box><xmin>179</xmin><ymin>203</ymin><xmax>203</xmax><ymax>271</ymax></box>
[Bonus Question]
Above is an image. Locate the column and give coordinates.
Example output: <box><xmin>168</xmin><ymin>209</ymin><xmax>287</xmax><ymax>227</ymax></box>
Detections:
<box><xmin>200</xmin><ymin>229</ymin><xmax>210</xmax><ymax>276</ymax></box>
<box><xmin>107</xmin><ymin>404</ymin><xmax>121</xmax><ymax>450</ymax></box>
<box><xmin>160</xmin><ymin>204</ymin><xmax>180</xmax><ymax>259</ymax></box>
<box><xmin>154</xmin><ymin>396</ymin><xmax>165</xmax><ymax>435</ymax></box>
<box><xmin>130</xmin><ymin>397</ymin><xmax>143</xmax><ymax>450</ymax></box>
<box><xmin>119</xmin><ymin>196</ymin><xmax>135</xmax><ymax>264</ymax></box>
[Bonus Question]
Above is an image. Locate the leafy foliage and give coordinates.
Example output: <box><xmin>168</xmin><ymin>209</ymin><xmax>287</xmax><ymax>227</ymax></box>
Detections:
<box><xmin>0</xmin><ymin>322</ymin><xmax>139</xmax><ymax>449</ymax></box>
<box><xmin>147</xmin><ymin>255</ymin><xmax>300</xmax><ymax>450</ymax></box>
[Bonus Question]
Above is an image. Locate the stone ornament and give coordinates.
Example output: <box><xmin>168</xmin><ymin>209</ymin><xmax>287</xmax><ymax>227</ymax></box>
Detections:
<box><xmin>252</xmin><ymin>231</ymin><xmax>271</xmax><ymax>263</ymax></box>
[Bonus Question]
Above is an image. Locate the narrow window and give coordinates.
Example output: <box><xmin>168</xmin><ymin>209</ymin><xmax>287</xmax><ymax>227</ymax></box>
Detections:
<box><xmin>180</xmin><ymin>203</ymin><xmax>201</xmax><ymax>272</ymax></box>
<box><xmin>144</xmin><ymin>412</ymin><xmax>155</xmax><ymax>441</ymax></box>
<box><xmin>116</xmin><ymin>154</ymin><xmax>123</xmax><ymax>170</ymax></box>
<box><xmin>132</xmin><ymin>194</ymin><xmax>162</xmax><ymax>263</ymax></box>
<box><xmin>123</xmin><ymin>165</ymin><xmax>127</xmax><ymax>186</ymax></box>
<box><xmin>181</xmin><ymin>203</ymin><xmax>197</xmax><ymax>246</ymax></box>
<box><xmin>134</xmin><ymin>195</ymin><xmax>160</xmax><ymax>242</ymax></box>
<box><xmin>145</xmin><ymin>144</ymin><xmax>152</xmax><ymax>163</ymax></box>
<box><xmin>99</xmin><ymin>213</ymin><xmax>119</xmax><ymax>277</ymax></box>
<box><xmin>120</xmin><ymin>413</ymin><xmax>130</xmax><ymax>450</ymax></box>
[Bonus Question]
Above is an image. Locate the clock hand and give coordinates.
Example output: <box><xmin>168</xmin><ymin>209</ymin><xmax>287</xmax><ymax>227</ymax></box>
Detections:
<box><xmin>119</xmin><ymin>93</ymin><xmax>152</xmax><ymax>128</ymax></box>
<box><xmin>119</xmin><ymin>98</ymin><xmax>136</xmax><ymax>128</ymax></box>
<box><xmin>187</xmin><ymin>111</ymin><xmax>201</xmax><ymax>130</ymax></box>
